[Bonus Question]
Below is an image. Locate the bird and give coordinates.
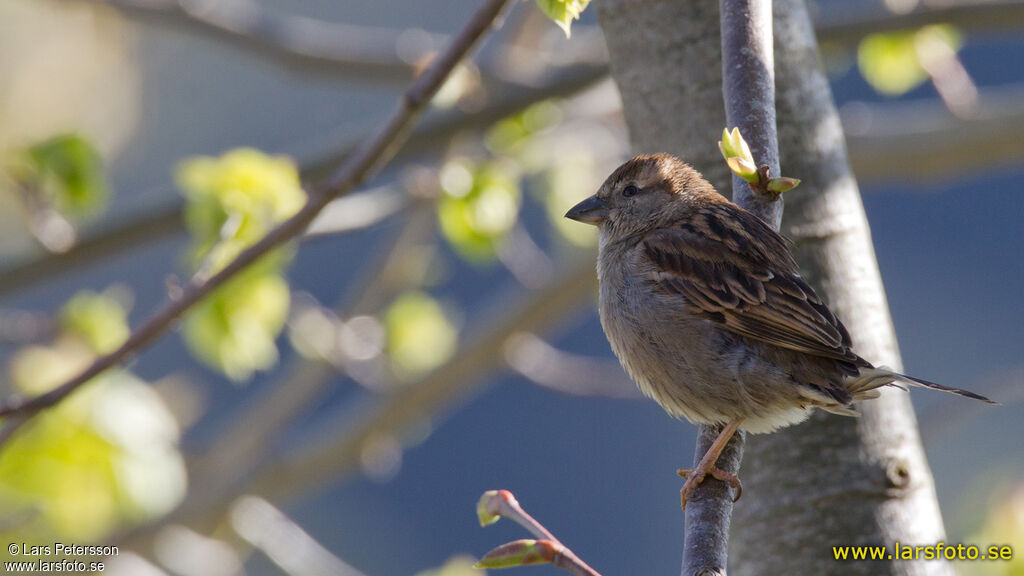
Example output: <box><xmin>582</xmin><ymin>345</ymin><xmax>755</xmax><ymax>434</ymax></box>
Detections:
<box><xmin>564</xmin><ymin>153</ymin><xmax>995</xmax><ymax>509</ymax></box>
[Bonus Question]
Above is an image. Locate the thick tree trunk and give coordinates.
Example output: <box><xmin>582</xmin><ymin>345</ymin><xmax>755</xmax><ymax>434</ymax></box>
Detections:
<box><xmin>596</xmin><ymin>1</ymin><xmax>727</xmax><ymax>183</ymax></box>
<box><xmin>596</xmin><ymin>1</ymin><xmax>951</xmax><ymax>574</ymax></box>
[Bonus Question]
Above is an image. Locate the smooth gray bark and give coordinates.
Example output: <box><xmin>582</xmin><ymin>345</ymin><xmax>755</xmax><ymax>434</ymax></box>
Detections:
<box><xmin>596</xmin><ymin>0</ymin><xmax>951</xmax><ymax>574</ymax></box>
<box><xmin>596</xmin><ymin>1</ymin><xmax>728</xmax><ymax>186</ymax></box>
<box><xmin>682</xmin><ymin>425</ymin><xmax>744</xmax><ymax>576</ymax></box>
<box><xmin>720</xmin><ymin>0</ymin><xmax>781</xmax><ymax>228</ymax></box>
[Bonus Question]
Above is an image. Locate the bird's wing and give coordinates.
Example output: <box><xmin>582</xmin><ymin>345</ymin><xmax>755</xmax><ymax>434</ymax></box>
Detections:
<box><xmin>640</xmin><ymin>202</ymin><xmax>859</xmax><ymax>364</ymax></box>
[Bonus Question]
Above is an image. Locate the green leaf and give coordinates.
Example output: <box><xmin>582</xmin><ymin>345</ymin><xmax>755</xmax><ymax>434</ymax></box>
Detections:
<box><xmin>719</xmin><ymin>127</ymin><xmax>754</xmax><ymax>164</ymax></box>
<box><xmin>59</xmin><ymin>288</ymin><xmax>131</xmax><ymax>355</ymax></box>
<box><xmin>535</xmin><ymin>0</ymin><xmax>591</xmax><ymax>37</ymax></box>
<box><xmin>182</xmin><ymin>268</ymin><xmax>291</xmax><ymax>382</ymax></box>
<box><xmin>385</xmin><ymin>291</ymin><xmax>457</xmax><ymax>379</ymax></box>
<box><xmin>22</xmin><ymin>133</ymin><xmax>108</xmax><ymax>217</ymax></box>
<box><xmin>437</xmin><ymin>159</ymin><xmax>521</xmax><ymax>262</ymax></box>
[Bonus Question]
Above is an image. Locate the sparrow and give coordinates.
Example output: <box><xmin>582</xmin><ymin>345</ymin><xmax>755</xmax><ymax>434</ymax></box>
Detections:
<box><xmin>564</xmin><ymin>153</ymin><xmax>995</xmax><ymax>508</ymax></box>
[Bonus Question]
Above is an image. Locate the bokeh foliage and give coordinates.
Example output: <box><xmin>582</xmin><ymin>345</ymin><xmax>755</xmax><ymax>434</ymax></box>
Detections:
<box><xmin>1</xmin><ymin>288</ymin><xmax>184</xmax><ymax>547</ymax></box>
<box><xmin>857</xmin><ymin>25</ymin><xmax>962</xmax><ymax>96</ymax></box>
<box><xmin>177</xmin><ymin>148</ymin><xmax>305</xmax><ymax>381</ymax></box>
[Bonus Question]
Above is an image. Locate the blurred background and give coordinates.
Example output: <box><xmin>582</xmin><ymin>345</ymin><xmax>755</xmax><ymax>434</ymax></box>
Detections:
<box><xmin>0</xmin><ymin>0</ymin><xmax>1021</xmax><ymax>574</ymax></box>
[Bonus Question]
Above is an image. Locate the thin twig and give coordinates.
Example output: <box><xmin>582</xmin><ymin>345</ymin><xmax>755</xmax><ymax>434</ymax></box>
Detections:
<box><xmin>477</xmin><ymin>490</ymin><xmax>603</xmax><ymax>576</ymax></box>
<box><xmin>0</xmin><ymin>0</ymin><xmax>512</xmax><ymax>441</ymax></box>
<box><xmin>0</xmin><ymin>205</ymin><xmax>182</xmax><ymax>300</ymax></box>
<box><xmin>479</xmin><ymin>490</ymin><xmax>558</xmax><ymax>541</ymax></box>
<box><xmin>70</xmin><ymin>0</ymin><xmax>437</xmax><ymax>81</ymax></box>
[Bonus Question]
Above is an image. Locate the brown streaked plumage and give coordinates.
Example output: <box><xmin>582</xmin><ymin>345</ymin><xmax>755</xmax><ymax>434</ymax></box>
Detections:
<box><xmin>565</xmin><ymin>153</ymin><xmax>995</xmax><ymax>508</ymax></box>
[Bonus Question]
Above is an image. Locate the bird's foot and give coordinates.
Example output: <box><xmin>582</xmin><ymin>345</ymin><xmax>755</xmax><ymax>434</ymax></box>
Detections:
<box><xmin>677</xmin><ymin>466</ymin><xmax>742</xmax><ymax>509</ymax></box>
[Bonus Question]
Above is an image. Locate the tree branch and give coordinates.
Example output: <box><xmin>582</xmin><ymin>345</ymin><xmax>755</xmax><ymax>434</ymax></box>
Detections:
<box><xmin>0</xmin><ymin>205</ymin><xmax>182</xmax><ymax>300</ymax></box>
<box><xmin>0</xmin><ymin>0</ymin><xmax>512</xmax><ymax>440</ymax></box>
<box><xmin>815</xmin><ymin>0</ymin><xmax>1024</xmax><ymax>49</ymax></box>
<box><xmin>681</xmin><ymin>1</ymin><xmax>782</xmax><ymax>575</ymax></box>
<box><xmin>720</xmin><ymin>0</ymin><xmax>782</xmax><ymax>228</ymax></box>
<box><xmin>0</xmin><ymin>186</ymin><xmax>402</xmax><ymax>300</ymax></box>
<box><xmin>844</xmin><ymin>83</ymin><xmax>1024</xmax><ymax>182</ymax></box>
<box><xmin>68</xmin><ymin>0</ymin><xmax>437</xmax><ymax>82</ymax></box>
<box><xmin>682</xmin><ymin>425</ymin><xmax>745</xmax><ymax>576</ymax></box>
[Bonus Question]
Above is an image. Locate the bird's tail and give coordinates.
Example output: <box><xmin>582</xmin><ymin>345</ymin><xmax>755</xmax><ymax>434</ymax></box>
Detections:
<box><xmin>893</xmin><ymin>371</ymin><xmax>998</xmax><ymax>404</ymax></box>
<box><xmin>854</xmin><ymin>366</ymin><xmax>997</xmax><ymax>404</ymax></box>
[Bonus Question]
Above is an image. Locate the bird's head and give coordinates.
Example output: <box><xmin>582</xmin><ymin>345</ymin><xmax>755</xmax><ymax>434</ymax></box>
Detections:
<box><xmin>564</xmin><ymin>153</ymin><xmax>717</xmax><ymax>242</ymax></box>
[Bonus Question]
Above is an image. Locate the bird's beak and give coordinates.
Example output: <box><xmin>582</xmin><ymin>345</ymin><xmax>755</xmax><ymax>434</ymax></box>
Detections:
<box><xmin>564</xmin><ymin>195</ymin><xmax>609</xmax><ymax>225</ymax></box>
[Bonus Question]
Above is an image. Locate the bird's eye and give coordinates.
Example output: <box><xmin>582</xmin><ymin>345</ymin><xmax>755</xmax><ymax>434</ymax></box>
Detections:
<box><xmin>622</xmin><ymin>185</ymin><xmax>639</xmax><ymax>197</ymax></box>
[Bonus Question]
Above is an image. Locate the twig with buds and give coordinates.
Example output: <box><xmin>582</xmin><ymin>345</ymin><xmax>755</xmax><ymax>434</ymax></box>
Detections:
<box><xmin>475</xmin><ymin>490</ymin><xmax>603</xmax><ymax>576</ymax></box>
<box><xmin>718</xmin><ymin>127</ymin><xmax>800</xmax><ymax>199</ymax></box>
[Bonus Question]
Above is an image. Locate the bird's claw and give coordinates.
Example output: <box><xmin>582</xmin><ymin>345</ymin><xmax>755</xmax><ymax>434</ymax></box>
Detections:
<box><xmin>677</xmin><ymin>467</ymin><xmax>742</xmax><ymax>509</ymax></box>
